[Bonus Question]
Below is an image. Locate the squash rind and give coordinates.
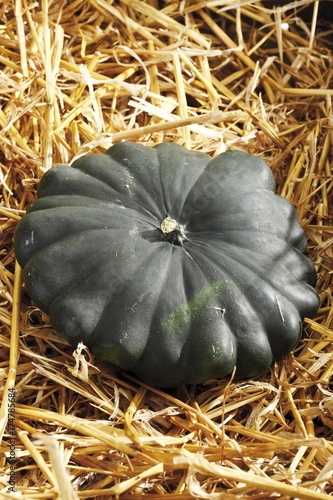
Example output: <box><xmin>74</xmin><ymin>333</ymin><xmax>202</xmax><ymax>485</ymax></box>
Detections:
<box><xmin>14</xmin><ymin>141</ymin><xmax>319</xmax><ymax>387</ymax></box>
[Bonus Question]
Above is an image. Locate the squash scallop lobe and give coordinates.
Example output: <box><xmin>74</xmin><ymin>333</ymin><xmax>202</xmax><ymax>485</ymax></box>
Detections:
<box><xmin>14</xmin><ymin>141</ymin><xmax>320</xmax><ymax>387</ymax></box>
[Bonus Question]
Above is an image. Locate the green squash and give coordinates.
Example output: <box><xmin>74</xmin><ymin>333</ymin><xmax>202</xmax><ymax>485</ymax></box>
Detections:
<box><xmin>14</xmin><ymin>141</ymin><xmax>319</xmax><ymax>387</ymax></box>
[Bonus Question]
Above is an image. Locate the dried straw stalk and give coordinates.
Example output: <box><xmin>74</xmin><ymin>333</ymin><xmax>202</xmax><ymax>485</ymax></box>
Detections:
<box><xmin>0</xmin><ymin>0</ymin><xmax>333</xmax><ymax>498</ymax></box>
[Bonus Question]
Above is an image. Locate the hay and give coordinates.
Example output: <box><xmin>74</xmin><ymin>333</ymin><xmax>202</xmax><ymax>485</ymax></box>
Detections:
<box><xmin>0</xmin><ymin>0</ymin><xmax>333</xmax><ymax>497</ymax></box>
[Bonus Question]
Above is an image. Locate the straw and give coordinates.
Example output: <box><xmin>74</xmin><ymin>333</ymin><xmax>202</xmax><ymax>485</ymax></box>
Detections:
<box><xmin>1</xmin><ymin>0</ymin><xmax>332</xmax><ymax>498</ymax></box>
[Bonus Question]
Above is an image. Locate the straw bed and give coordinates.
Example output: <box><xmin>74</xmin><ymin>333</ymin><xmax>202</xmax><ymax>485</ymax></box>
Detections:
<box><xmin>1</xmin><ymin>0</ymin><xmax>333</xmax><ymax>498</ymax></box>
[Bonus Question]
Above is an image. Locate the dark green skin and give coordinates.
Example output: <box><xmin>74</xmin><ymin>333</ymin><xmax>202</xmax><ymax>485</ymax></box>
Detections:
<box><xmin>14</xmin><ymin>142</ymin><xmax>319</xmax><ymax>387</ymax></box>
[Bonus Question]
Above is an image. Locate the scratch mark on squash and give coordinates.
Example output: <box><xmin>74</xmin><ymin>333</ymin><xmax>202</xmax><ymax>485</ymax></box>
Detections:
<box><xmin>276</xmin><ymin>295</ymin><xmax>285</xmax><ymax>323</ymax></box>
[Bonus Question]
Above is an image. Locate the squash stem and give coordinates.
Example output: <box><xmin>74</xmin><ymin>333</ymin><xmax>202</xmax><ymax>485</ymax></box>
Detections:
<box><xmin>160</xmin><ymin>216</ymin><xmax>187</xmax><ymax>246</ymax></box>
